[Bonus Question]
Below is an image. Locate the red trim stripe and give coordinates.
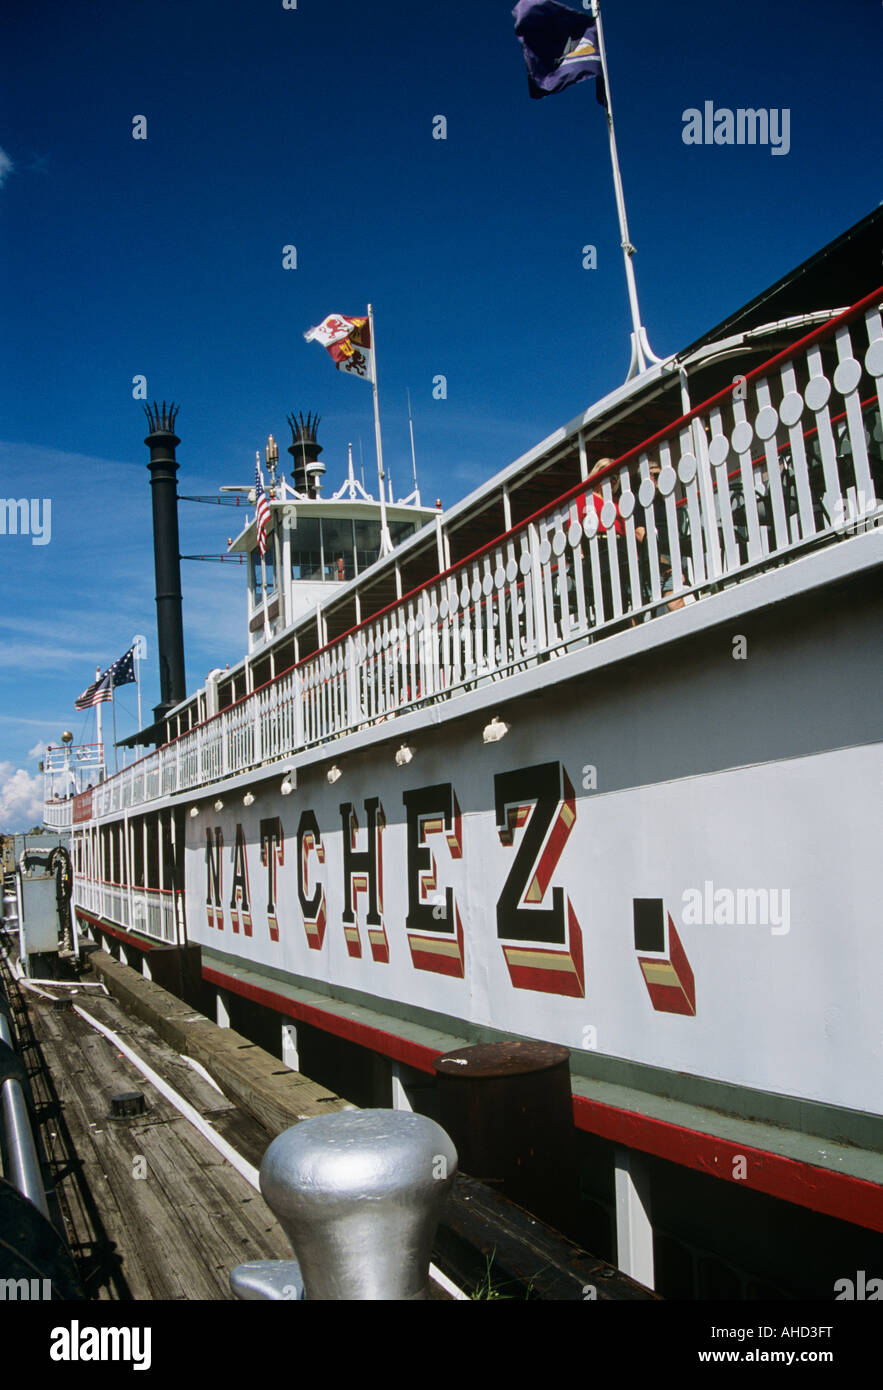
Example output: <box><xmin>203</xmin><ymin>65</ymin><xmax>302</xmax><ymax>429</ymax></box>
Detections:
<box><xmin>202</xmin><ymin>962</ymin><xmax>883</xmax><ymax>1233</ymax></box>
<box><xmin>76</xmin><ymin>908</ymin><xmax>161</xmax><ymax>953</ymax></box>
<box><xmin>571</xmin><ymin>1094</ymin><xmax>883</xmax><ymax>1235</ymax></box>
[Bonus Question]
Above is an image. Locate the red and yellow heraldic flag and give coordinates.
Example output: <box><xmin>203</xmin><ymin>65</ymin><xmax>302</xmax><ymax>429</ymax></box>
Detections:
<box><xmin>304</xmin><ymin>313</ymin><xmax>374</xmax><ymax>381</ymax></box>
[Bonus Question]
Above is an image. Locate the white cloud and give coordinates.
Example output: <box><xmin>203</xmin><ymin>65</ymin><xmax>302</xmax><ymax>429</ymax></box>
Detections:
<box><xmin>0</xmin><ymin>149</ymin><xmax>12</xmax><ymax>188</ymax></box>
<box><xmin>0</xmin><ymin>762</ymin><xmax>44</xmax><ymax>831</ymax></box>
<box><xmin>27</xmin><ymin>741</ymin><xmax>48</xmax><ymax>759</ymax></box>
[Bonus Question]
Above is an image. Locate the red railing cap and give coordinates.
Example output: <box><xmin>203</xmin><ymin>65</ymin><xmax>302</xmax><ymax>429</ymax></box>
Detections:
<box><xmin>90</xmin><ymin>286</ymin><xmax>883</xmax><ymax>799</ymax></box>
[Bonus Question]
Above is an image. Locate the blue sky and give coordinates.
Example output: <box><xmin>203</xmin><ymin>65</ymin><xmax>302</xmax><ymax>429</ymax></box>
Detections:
<box><xmin>0</xmin><ymin>0</ymin><xmax>880</xmax><ymax>827</ymax></box>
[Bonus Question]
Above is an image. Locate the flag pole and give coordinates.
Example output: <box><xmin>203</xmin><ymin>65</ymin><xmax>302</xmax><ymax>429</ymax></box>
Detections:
<box><xmin>592</xmin><ymin>0</ymin><xmax>662</xmax><ymax>379</ymax></box>
<box><xmin>367</xmin><ymin>303</ymin><xmax>393</xmax><ymax>555</ymax></box>
<box><xmin>93</xmin><ymin>665</ymin><xmax>104</xmax><ymax>778</ymax></box>
<box><xmin>256</xmin><ymin>452</ymin><xmax>272</xmax><ymax>643</ymax></box>
<box><xmin>111</xmin><ymin>685</ymin><xmax>118</xmax><ymax>772</ymax></box>
<box><xmin>407</xmin><ymin>388</ymin><xmax>421</xmax><ymax>506</ymax></box>
<box><xmin>134</xmin><ymin>637</ymin><xmax>144</xmax><ymax>733</ymax></box>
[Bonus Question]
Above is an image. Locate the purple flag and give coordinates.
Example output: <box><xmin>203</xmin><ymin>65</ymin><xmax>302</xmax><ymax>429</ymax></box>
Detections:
<box><xmin>513</xmin><ymin>0</ymin><xmax>606</xmax><ymax>104</ymax></box>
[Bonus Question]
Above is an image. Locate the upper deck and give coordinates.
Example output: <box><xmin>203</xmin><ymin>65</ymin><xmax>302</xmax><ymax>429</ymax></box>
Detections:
<box><xmin>61</xmin><ymin>287</ymin><xmax>882</xmax><ymax>827</ymax></box>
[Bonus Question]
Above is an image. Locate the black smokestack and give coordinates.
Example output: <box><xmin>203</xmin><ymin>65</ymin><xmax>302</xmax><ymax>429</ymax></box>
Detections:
<box><xmin>143</xmin><ymin>401</ymin><xmax>186</xmax><ymax>726</ymax></box>
<box><xmin>287</xmin><ymin>410</ymin><xmax>325</xmax><ymax>497</ymax></box>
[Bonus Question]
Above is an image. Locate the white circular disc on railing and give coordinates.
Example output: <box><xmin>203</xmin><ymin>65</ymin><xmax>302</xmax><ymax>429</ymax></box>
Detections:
<box><xmin>600</xmin><ymin>500</ymin><xmax>617</xmax><ymax>528</ymax></box>
<box><xmin>506</xmin><ymin>558</ymin><xmax>519</xmax><ymax>583</ymax></box>
<box><xmin>429</xmin><ymin>602</ymin><xmax>439</xmax><ymax>622</ymax></box>
<box><xmin>657</xmin><ymin>464</ymin><xmax>677</xmax><ymax>496</ymax></box>
<box><xmin>864</xmin><ymin>338</ymin><xmax>883</xmax><ymax>378</ymax></box>
<box><xmin>493</xmin><ymin>567</ymin><xmax>505</xmax><ymax>589</ymax></box>
<box><xmin>833</xmin><ymin>358</ymin><xmax>862</xmax><ymax>396</ymax></box>
<box><xmin>551</xmin><ymin>529</ymin><xmax>567</xmax><ymax>555</ymax></box>
<box><xmin>367</xmin><ymin>635</ymin><xmax>375</xmax><ymax>656</ymax></box>
<box><xmin>730</xmin><ymin>421</ymin><xmax>753</xmax><ymax>455</ymax></box>
<box><xmin>482</xmin><ymin>572</ymin><xmax>494</xmax><ymax>595</ymax></box>
<box><xmin>460</xmin><ymin>584</ymin><xmax>470</xmax><ymax>605</ymax></box>
<box><xmin>677</xmin><ymin>453</ymin><xmax>698</xmax><ymax>484</ymax></box>
<box><xmin>416</xmin><ymin>611</ymin><xmax>425</xmax><ymax>630</ymax></box>
<box><xmin>708</xmin><ymin>434</ymin><xmax>729</xmax><ymax>468</ymax></box>
<box><xmin>778</xmin><ymin>391</ymin><xmax>804</xmax><ymax>427</ymax></box>
<box><xmin>407</xmin><ymin>616</ymin><xmax>416</xmax><ymax>636</ymax></box>
<box><xmin>754</xmin><ymin>405</ymin><xmax>779</xmax><ymax>440</ymax></box>
<box><xmin>380</xmin><ymin>629</ymin><xmax>389</xmax><ymax>648</ymax></box>
<box><xmin>519</xmin><ymin>550</ymin><xmax>532</xmax><ymax>575</ymax></box>
<box><xmin>618</xmin><ymin>491</ymin><xmax>635</xmax><ymax>519</ymax></box>
<box><xmin>439</xmin><ymin>598</ymin><xmax>448</xmax><ymax>619</ymax></box>
<box><xmin>804</xmin><ymin>375</ymin><xmax>831</xmax><ymax>412</ymax></box>
<box><xmin>538</xmin><ymin>540</ymin><xmax>552</xmax><ymax>564</ymax></box>
<box><xmin>567</xmin><ymin>521</ymin><xmax>583</xmax><ymax>548</ymax></box>
<box><xmin>337</xmin><ymin>653</ymin><xmax>344</xmax><ymax>673</ymax></box>
<box><xmin>583</xmin><ymin>508</ymin><xmax>599</xmax><ymax>539</ymax></box>
<box><xmin>471</xmin><ymin>579</ymin><xmax>482</xmax><ymax>602</ymax></box>
<box><xmin>637</xmin><ymin>476</ymin><xmax>656</xmax><ymax>507</ymax></box>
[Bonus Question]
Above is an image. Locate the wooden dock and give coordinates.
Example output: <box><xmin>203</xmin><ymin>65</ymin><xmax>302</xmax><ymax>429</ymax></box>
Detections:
<box><xmin>4</xmin><ymin>941</ymin><xmax>655</xmax><ymax>1301</ymax></box>
<box><xmin>10</xmin><ymin>963</ymin><xmax>301</xmax><ymax>1300</ymax></box>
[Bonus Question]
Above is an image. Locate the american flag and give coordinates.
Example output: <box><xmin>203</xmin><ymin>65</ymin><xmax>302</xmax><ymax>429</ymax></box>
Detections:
<box><xmin>75</xmin><ymin>671</ymin><xmax>112</xmax><ymax>710</ymax></box>
<box><xmin>254</xmin><ymin>457</ymin><xmax>270</xmax><ymax>557</ymax></box>
<box><xmin>75</xmin><ymin>647</ymin><xmax>136</xmax><ymax>710</ymax></box>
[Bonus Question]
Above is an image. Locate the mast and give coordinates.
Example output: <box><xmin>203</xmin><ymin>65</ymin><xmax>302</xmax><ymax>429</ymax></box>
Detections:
<box><xmin>93</xmin><ymin>666</ymin><xmax>103</xmax><ymax>773</ymax></box>
<box><xmin>367</xmin><ymin>304</ymin><xmax>392</xmax><ymax>555</ymax></box>
<box><xmin>592</xmin><ymin>0</ymin><xmax>661</xmax><ymax>378</ymax></box>
<box><xmin>407</xmin><ymin>388</ymin><xmax>421</xmax><ymax>506</ymax></box>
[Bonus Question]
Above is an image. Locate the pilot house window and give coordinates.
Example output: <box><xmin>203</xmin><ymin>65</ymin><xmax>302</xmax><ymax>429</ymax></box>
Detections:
<box><xmin>251</xmin><ymin>548</ymin><xmax>276</xmax><ymax>600</ymax></box>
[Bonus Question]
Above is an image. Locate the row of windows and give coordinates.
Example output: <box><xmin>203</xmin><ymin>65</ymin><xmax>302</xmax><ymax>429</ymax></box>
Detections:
<box><xmin>76</xmin><ymin>816</ymin><xmax>175</xmax><ymax>891</ymax></box>
<box><xmin>252</xmin><ymin>517</ymin><xmax>416</xmax><ymax>597</ymax></box>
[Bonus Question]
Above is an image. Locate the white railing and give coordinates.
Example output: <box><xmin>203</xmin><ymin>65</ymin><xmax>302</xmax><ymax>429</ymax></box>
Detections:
<box><xmin>84</xmin><ymin>291</ymin><xmax>883</xmax><ymax>819</ymax></box>
<box><xmin>75</xmin><ymin>879</ymin><xmax>181</xmax><ymax>945</ymax></box>
<box><xmin>43</xmin><ymin>801</ymin><xmax>73</xmax><ymax>831</ymax></box>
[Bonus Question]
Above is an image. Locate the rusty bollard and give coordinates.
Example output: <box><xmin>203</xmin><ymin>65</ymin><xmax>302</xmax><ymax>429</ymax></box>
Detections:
<box><xmin>434</xmin><ymin>1040</ymin><xmax>576</xmax><ymax>1230</ymax></box>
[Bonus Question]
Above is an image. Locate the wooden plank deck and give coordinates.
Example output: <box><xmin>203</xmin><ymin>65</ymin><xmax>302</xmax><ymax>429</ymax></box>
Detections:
<box><xmin>18</xmin><ymin>981</ymin><xmax>292</xmax><ymax>1300</ymax></box>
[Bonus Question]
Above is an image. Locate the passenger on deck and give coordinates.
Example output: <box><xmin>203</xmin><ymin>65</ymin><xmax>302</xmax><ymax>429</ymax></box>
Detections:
<box><xmin>576</xmin><ymin>459</ymin><xmax>627</xmax><ymax>626</ymax></box>
<box><xmin>636</xmin><ymin>460</ymin><xmax>685</xmax><ymax>613</ymax></box>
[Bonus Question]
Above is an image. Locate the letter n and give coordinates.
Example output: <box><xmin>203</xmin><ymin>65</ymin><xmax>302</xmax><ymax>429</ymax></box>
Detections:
<box><xmin>205</xmin><ymin>828</ymin><xmax>224</xmax><ymax>930</ymax></box>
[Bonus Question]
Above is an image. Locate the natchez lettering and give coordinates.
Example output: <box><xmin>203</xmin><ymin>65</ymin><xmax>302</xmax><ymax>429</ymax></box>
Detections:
<box><xmin>202</xmin><ymin>761</ymin><xmax>581</xmax><ymax>995</ymax></box>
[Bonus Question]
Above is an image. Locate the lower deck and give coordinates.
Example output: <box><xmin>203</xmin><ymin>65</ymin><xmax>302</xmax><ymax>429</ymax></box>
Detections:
<box><xmin>76</xmin><ymin>910</ymin><xmax>883</xmax><ymax>1301</ymax></box>
<box><xmin>2</xmin><ymin>943</ymin><xmax>296</xmax><ymax>1300</ymax></box>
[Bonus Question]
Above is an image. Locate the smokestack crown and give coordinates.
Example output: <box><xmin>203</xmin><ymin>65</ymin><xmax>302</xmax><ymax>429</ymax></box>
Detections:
<box><xmin>143</xmin><ymin>400</ymin><xmax>180</xmax><ymax>443</ymax></box>
<box><xmin>287</xmin><ymin>410</ymin><xmax>325</xmax><ymax>497</ymax></box>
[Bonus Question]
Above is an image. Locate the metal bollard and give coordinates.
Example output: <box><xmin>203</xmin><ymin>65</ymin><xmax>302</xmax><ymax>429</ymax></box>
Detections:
<box><xmin>231</xmin><ymin>1108</ymin><xmax>457</xmax><ymax>1301</ymax></box>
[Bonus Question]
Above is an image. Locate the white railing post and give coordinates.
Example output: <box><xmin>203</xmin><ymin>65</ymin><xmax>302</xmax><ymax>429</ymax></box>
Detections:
<box><xmin>528</xmin><ymin>522</ymin><xmax>547</xmax><ymax>651</ymax></box>
<box><xmin>254</xmin><ymin>694</ymin><xmax>263</xmax><ymax>767</ymax></box>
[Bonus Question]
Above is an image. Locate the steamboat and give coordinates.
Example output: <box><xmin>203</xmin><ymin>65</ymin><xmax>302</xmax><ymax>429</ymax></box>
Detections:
<box><xmin>43</xmin><ymin>207</ymin><xmax>883</xmax><ymax>1299</ymax></box>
